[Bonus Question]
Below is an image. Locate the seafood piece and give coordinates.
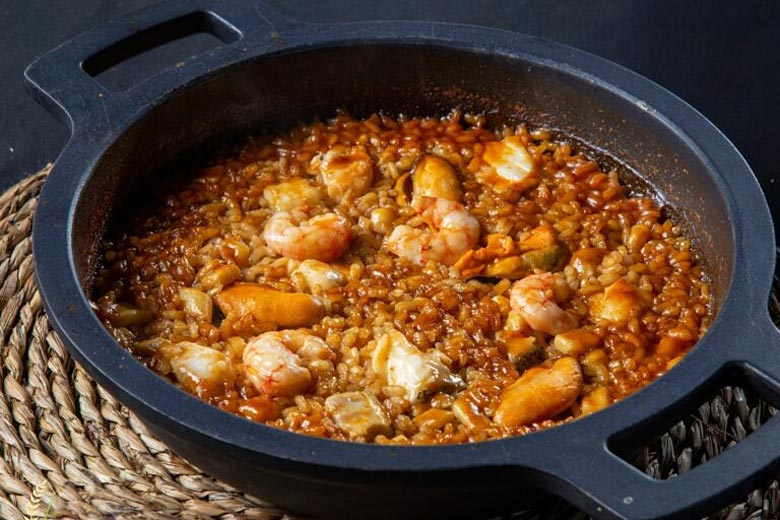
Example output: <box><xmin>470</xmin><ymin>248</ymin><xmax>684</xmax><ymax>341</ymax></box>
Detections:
<box><xmin>369</xmin><ymin>206</ymin><xmax>397</xmax><ymax>235</ymax></box>
<box><xmin>581</xmin><ymin>348</ymin><xmax>609</xmax><ymax>386</ymax></box>
<box><xmin>413</xmin><ymin>408</ymin><xmax>456</xmax><ymax>430</ymax></box>
<box><xmin>510</xmin><ymin>272</ymin><xmax>578</xmax><ymax>335</ymax></box>
<box><xmin>291</xmin><ymin>332</ymin><xmax>334</xmax><ymax>362</ymax></box>
<box><xmin>394</xmin><ymin>172</ymin><xmax>413</xmax><ymax>206</ymax></box>
<box><xmin>372</xmin><ymin>329</ymin><xmax>462</xmax><ymax>403</ymax></box>
<box><xmin>522</xmin><ymin>244</ymin><xmax>566</xmax><ymax>272</ymax></box>
<box><xmin>590</xmin><ymin>278</ymin><xmax>643</xmax><ymax>323</ymax></box>
<box><xmin>160</xmin><ymin>341</ymin><xmax>235</xmax><ymax>398</ymax></box>
<box><xmin>484</xmin><ymin>256</ymin><xmax>526</xmax><ymax>279</ymax></box>
<box><xmin>570</xmin><ymin>248</ymin><xmax>606</xmax><ymax>279</ymax></box>
<box><xmin>325</xmin><ymin>391</ymin><xmax>392</xmax><ymax>440</ymax></box>
<box><xmin>197</xmin><ymin>263</ymin><xmax>241</xmax><ymax>294</ymax></box>
<box><xmin>221</xmin><ymin>237</ymin><xmax>251</xmax><ymax>267</ymax></box>
<box><xmin>386</xmin><ymin>197</ymin><xmax>479</xmax><ymax>266</ymax></box>
<box><xmin>243</xmin><ymin>330</ymin><xmax>331</xmax><ymax>396</ymax></box>
<box><xmin>179</xmin><ymin>287</ymin><xmax>212</xmax><ymax>321</ymax></box>
<box><xmin>264</xmin><ymin>208</ymin><xmax>352</xmax><ymax>262</ymax></box>
<box><xmin>454</xmin><ymin>233</ymin><xmax>519</xmax><ymax>278</ymax></box>
<box><xmin>293</xmin><ymin>259</ymin><xmax>347</xmax><ymax>295</ymax></box>
<box><xmin>215</xmin><ymin>284</ymin><xmax>324</xmax><ymax>328</ymax></box>
<box><xmin>499</xmin><ymin>331</ymin><xmax>544</xmax><ymax>371</ymax></box>
<box><xmin>412</xmin><ymin>155</ymin><xmax>462</xmax><ymax>201</ymax></box>
<box><xmin>312</xmin><ymin>145</ymin><xmax>374</xmax><ymax>202</ymax></box>
<box><xmin>263</xmin><ymin>178</ymin><xmax>325</xmax><ymax>212</ymax></box>
<box><xmin>456</xmin><ymin>230</ymin><xmax>566</xmax><ymax>279</ymax></box>
<box><xmin>494</xmin><ymin>357</ymin><xmax>583</xmax><ymax>427</ymax></box>
<box><xmin>108</xmin><ymin>303</ymin><xmax>153</xmax><ymax>328</ymax></box>
<box><xmin>580</xmin><ymin>387</ymin><xmax>610</xmax><ymax>417</ymax></box>
<box><xmin>519</xmin><ymin>224</ymin><xmax>557</xmax><ymax>251</ymax></box>
<box><xmin>481</xmin><ymin>136</ymin><xmax>538</xmax><ymax>191</ymax></box>
<box><xmin>553</xmin><ymin>328</ymin><xmax>600</xmax><ymax>356</ymax></box>
<box><xmin>482</xmin><ymin>233</ymin><xmax>517</xmax><ymax>257</ymax></box>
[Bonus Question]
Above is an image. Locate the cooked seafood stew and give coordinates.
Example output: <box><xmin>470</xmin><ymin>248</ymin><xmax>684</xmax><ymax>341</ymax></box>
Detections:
<box><xmin>94</xmin><ymin>111</ymin><xmax>711</xmax><ymax>444</ymax></box>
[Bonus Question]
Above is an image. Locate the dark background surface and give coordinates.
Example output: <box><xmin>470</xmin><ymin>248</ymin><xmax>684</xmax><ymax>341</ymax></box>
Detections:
<box><xmin>0</xmin><ymin>1</ymin><xmax>778</xmax><ymax>517</ymax></box>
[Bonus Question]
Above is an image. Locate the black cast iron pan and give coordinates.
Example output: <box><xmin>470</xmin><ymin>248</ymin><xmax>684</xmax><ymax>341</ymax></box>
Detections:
<box><xmin>25</xmin><ymin>1</ymin><xmax>780</xmax><ymax>518</ymax></box>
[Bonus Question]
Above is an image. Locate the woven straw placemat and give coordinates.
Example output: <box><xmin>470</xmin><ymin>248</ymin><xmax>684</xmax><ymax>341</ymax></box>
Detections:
<box><xmin>1</xmin><ymin>166</ymin><xmax>778</xmax><ymax>520</ymax></box>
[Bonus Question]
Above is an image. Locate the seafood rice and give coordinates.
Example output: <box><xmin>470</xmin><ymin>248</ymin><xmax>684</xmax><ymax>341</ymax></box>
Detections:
<box><xmin>94</xmin><ymin>110</ymin><xmax>711</xmax><ymax>444</ymax></box>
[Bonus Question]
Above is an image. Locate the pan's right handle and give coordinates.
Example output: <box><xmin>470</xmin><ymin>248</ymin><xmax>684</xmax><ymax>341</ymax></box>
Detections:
<box><xmin>24</xmin><ymin>0</ymin><xmax>300</xmax><ymax>132</ymax></box>
<box><xmin>558</xmin><ymin>415</ymin><xmax>780</xmax><ymax>519</ymax></box>
<box><xmin>551</xmin><ymin>313</ymin><xmax>780</xmax><ymax>519</ymax></box>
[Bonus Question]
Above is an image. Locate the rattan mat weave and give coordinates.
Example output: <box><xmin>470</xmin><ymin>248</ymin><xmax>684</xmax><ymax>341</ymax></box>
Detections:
<box><xmin>1</xmin><ymin>166</ymin><xmax>778</xmax><ymax>520</ymax></box>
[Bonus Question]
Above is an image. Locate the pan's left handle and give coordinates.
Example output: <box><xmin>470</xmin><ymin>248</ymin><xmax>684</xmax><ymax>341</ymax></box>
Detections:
<box><xmin>24</xmin><ymin>0</ymin><xmax>299</xmax><ymax>133</ymax></box>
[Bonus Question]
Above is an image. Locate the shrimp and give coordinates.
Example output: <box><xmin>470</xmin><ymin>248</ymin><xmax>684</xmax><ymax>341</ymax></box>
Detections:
<box><xmin>243</xmin><ymin>330</ymin><xmax>332</xmax><ymax>397</ymax></box>
<box><xmin>312</xmin><ymin>145</ymin><xmax>374</xmax><ymax>202</ymax></box>
<box><xmin>263</xmin><ymin>207</ymin><xmax>352</xmax><ymax>262</ymax></box>
<box><xmin>385</xmin><ymin>196</ymin><xmax>480</xmax><ymax>265</ymax></box>
<box><xmin>160</xmin><ymin>341</ymin><xmax>236</xmax><ymax>398</ymax></box>
<box><xmin>510</xmin><ymin>272</ymin><xmax>578</xmax><ymax>335</ymax></box>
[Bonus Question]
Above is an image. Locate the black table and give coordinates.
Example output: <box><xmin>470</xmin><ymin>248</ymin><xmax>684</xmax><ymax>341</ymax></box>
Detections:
<box><xmin>1</xmin><ymin>1</ymin><xmax>779</xmax><ymax>516</ymax></box>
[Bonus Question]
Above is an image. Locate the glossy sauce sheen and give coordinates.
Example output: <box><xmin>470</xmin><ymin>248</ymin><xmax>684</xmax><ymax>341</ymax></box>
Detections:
<box><xmin>94</xmin><ymin>111</ymin><xmax>711</xmax><ymax>444</ymax></box>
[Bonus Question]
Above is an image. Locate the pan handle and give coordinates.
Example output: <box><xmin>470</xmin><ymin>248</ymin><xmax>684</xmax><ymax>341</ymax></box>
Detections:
<box><xmin>552</xmin><ymin>417</ymin><xmax>780</xmax><ymax>519</ymax></box>
<box><xmin>24</xmin><ymin>0</ymin><xmax>299</xmax><ymax>132</ymax></box>
<box><xmin>553</xmin><ymin>313</ymin><xmax>780</xmax><ymax>519</ymax></box>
